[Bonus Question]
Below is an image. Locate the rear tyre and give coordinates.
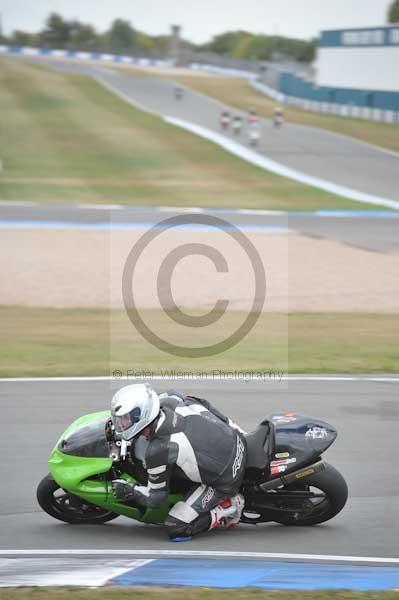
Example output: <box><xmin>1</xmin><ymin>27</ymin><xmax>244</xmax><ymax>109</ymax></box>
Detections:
<box><xmin>273</xmin><ymin>462</ymin><xmax>348</xmax><ymax>526</ymax></box>
<box><xmin>37</xmin><ymin>474</ymin><xmax>119</xmax><ymax>524</ymax></box>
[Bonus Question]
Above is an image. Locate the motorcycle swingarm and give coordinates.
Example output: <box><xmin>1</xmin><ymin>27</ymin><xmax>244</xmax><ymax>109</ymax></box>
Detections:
<box><xmin>245</xmin><ymin>491</ymin><xmax>316</xmax><ymax>515</ymax></box>
<box><xmin>242</xmin><ymin>494</ymin><xmax>319</xmax><ymax>524</ymax></box>
<box><xmin>240</xmin><ymin>502</ymin><xmax>304</xmax><ymax>524</ymax></box>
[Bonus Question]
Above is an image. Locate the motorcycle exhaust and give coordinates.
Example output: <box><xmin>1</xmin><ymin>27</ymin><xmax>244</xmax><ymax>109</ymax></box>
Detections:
<box><xmin>258</xmin><ymin>460</ymin><xmax>326</xmax><ymax>492</ymax></box>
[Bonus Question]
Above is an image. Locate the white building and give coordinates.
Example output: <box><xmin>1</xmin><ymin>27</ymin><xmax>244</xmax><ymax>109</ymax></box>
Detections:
<box><xmin>316</xmin><ymin>25</ymin><xmax>399</xmax><ymax>92</ymax></box>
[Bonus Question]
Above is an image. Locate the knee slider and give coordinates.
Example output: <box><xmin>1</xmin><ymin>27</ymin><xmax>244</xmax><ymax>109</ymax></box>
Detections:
<box><xmin>165</xmin><ymin>513</ymin><xmax>211</xmax><ymax>539</ymax></box>
<box><xmin>164</xmin><ymin>515</ymin><xmax>191</xmax><ymax>539</ymax></box>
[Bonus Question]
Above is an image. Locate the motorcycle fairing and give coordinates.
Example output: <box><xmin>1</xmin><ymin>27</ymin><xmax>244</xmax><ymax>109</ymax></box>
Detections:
<box><xmin>270</xmin><ymin>413</ymin><xmax>337</xmax><ymax>475</ymax></box>
<box><xmin>49</xmin><ymin>411</ymin><xmax>180</xmax><ymax>524</ymax></box>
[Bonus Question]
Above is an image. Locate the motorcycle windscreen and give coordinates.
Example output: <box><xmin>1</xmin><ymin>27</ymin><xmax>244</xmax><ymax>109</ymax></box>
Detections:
<box><xmin>58</xmin><ymin>417</ymin><xmax>110</xmax><ymax>458</ymax></box>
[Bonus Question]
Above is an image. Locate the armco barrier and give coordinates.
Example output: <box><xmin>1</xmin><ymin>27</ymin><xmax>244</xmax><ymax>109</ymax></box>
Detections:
<box><xmin>0</xmin><ymin>45</ymin><xmax>172</xmax><ymax>69</ymax></box>
<box><xmin>190</xmin><ymin>62</ymin><xmax>255</xmax><ymax>79</ymax></box>
<box><xmin>279</xmin><ymin>70</ymin><xmax>399</xmax><ymax>119</ymax></box>
<box><xmin>251</xmin><ymin>78</ymin><xmax>399</xmax><ymax>124</ymax></box>
<box><xmin>190</xmin><ymin>62</ymin><xmax>399</xmax><ymax>125</ymax></box>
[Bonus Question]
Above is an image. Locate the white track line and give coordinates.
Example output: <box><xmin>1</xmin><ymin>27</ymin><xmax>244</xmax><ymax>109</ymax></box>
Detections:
<box><xmin>238</xmin><ymin>208</ymin><xmax>287</xmax><ymax>216</ymax></box>
<box><xmin>0</xmin><ymin>201</ymin><xmax>397</xmax><ymax>217</ymax></box>
<box><xmin>1</xmin><ymin>550</ymin><xmax>398</xmax><ymax>564</ymax></box>
<box><xmin>77</xmin><ymin>203</ymin><xmax>123</xmax><ymax>210</ymax></box>
<box><xmin>157</xmin><ymin>206</ymin><xmax>205</xmax><ymax>213</ymax></box>
<box><xmin>0</xmin><ymin>558</ymin><xmax>154</xmax><ymax>588</ymax></box>
<box><xmin>1</xmin><ymin>375</ymin><xmax>398</xmax><ymax>383</ymax></box>
<box><xmin>0</xmin><ymin>201</ymin><xmax>37</xmax><ymax>207</ymax></box>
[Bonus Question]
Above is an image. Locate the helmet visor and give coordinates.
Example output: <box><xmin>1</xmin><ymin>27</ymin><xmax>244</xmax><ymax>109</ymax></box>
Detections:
<box><xmin>114</xmin><ymin>406</ymin><xmax>142</xmax><ymax>433</ymax></box>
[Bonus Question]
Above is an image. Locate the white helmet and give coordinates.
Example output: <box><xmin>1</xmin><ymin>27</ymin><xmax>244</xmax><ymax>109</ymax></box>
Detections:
<box><xmin>111</xmin><ymin>383</ymin><xmax>160</xmax><ymax>441</ymax></box>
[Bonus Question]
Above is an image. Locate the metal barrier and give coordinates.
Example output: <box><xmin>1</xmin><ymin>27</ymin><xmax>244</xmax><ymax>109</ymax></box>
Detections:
<box><xmin>189</xmin><ymin>63</ymin><xmax>399</xmax><ymax>125</ymax></box>
<box><xmin>0</xmin><ymin>45</ymin><xmax>172</xmax><ymax>68</ymax></box>
<box><xmin>250</xmin><ymin>78</ymin><xmax>399</xmax><ymax>124</ymax></box>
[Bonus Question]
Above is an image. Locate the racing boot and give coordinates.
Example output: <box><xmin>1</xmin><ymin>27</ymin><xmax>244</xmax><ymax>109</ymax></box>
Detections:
<box><xmin>209</xmin><ymin>494</ymin><xmax>245</xmax><ymax>530</ymax></box>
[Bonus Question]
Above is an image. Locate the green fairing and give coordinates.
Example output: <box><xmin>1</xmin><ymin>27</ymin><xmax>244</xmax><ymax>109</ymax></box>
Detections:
<box><xmin>49</xmin><ymin>411</ymin><xmax>181</xmax><ymax>524</ymax></box>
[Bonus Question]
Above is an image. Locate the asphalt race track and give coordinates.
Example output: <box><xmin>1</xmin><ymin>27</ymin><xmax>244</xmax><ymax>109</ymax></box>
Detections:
<box><xmin>35</xmin><ymin>58</ymin><xmax>399</xmax><ymax>202</ymax></box>
<box><xmin>1</xmin><ymin>378</ymin><xmax>398</xmax><ymax>558</ymax></box>
<box><xmin>1</xmin><ymin>202</ymin><xmax>399</xmax><ymax>253</ymax></box>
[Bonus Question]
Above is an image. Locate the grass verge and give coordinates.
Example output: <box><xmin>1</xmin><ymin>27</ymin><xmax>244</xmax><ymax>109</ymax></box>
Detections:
<box><xmin>170</xmin><ymin>75</ymin><xmax>399</xmax><ymax>154</ymax></box>
<box><xmin>0</xmin><ymin>58</ymin><xmax>380</xmax><ymax>211</ymax></box>
<box><xmin>0</xmin><ymin>588</ymin><xmax>398</xmax><ymax>599</ymax></box>
<box><xmin>1</xmin><ymin>306</ymin><xmax>398</xmax><ymax>377</ymax></box>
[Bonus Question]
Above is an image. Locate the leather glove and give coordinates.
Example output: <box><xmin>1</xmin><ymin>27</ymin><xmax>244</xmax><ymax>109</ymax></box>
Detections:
<box><xmin>112</xmin><ymin>479</ymin><xmax>136</xmax><ymax>502</ymax></box>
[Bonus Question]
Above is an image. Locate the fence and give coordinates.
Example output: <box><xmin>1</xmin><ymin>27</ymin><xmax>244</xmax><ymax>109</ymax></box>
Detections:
<box><xmin>255</xmin><ymin>79</ymin><xmax>399</xmax><ymax>124</ymax></box>
<box><xmin>191</xmin><ymin>63</ymin><xmax>399</xmax><ymax>125</ymax></box>
<box><xmin>0</xmin><ymin>45</ymin><xmax>171</xmax><ymax>68</ymax></box>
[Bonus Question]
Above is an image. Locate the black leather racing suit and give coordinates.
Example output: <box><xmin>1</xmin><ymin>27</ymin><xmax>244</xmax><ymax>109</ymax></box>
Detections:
<box><xmin>127</xmin><ymin>392</ymin><xmax>247</xmax><ymax>538</ymax></box>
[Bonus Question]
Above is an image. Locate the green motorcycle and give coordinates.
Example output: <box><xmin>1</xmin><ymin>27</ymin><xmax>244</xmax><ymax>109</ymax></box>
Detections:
<box><xmin>37</xmin><ymin>410</ymin><xmax>348</xmax><ymax>528</ymax></box>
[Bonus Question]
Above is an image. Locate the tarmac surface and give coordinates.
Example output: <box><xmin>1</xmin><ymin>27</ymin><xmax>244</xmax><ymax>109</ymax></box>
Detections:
<box><xmin>1</xmin><ymin>202</ymin><xmax>399</xmax><ymax>252</ymax></box>
<box><xmin>1</xmin><ymin>378</ymin><xmax>398</xmax><ymax>558</ymax></box>
<box><xmin>36</xmin><ymin>58</ymin><xmax>399</xmax><ymax>202</ymax></box>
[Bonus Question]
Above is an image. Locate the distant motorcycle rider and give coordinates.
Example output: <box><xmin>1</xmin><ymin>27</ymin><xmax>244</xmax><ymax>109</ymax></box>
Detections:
<box><xmin>273</xmin><ymin>106</ymin><xmax>284</xmax><ymax>128</ymax></box>
<box><xmin>111</xmin><ymin>384</ymin><xmax>246</xmax><ymax>540</ymax></box>
<box><xmin>220</xmin><ymin>109</ymin><xmax>231</xmax><ymax>130</ymax></box>
<box><xmin>232</xmin><ymin>114</ymin><xmax>243</xmax><ymax>135</ymax></box>
<box><xmin>174</xmin><ymin>85</ymin><xmax>184</xmax><ymax>100</ymax></box>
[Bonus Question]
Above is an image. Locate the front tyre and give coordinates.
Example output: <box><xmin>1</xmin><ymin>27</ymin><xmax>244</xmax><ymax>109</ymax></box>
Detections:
<box><xmin>274</xmin><ymin>462</ymin><xmax>348</xmax><ymax>526</ymax></box>
<box><xmin>37</xmin><ymin>474</ymin><xmax>119</xmax><ymax>524</ymax></box>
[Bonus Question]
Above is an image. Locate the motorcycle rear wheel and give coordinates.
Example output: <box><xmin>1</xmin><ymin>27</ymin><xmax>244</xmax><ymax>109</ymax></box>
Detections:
<box><xmin>37</xmin><ymin>474</ymin><xmax>119</xmax><ymax>524</ymax></box>
<box><xmin>273</xmin><ymin>462</ymin><xmax>348</xmax><ymax>526</ymax></box>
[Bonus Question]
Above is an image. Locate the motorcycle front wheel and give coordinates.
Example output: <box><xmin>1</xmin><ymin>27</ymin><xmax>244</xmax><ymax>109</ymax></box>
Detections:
<box><xmin>37</xmin><ymin>473</ymin><xmax>119</xmax><ymax>524</ymax></box>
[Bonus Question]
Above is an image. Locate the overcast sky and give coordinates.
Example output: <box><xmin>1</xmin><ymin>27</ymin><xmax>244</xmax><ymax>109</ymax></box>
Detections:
<box><xmin>0</xmin><ymin>0</ymin><xmax>393</xmax><ymax>42</ymax></box>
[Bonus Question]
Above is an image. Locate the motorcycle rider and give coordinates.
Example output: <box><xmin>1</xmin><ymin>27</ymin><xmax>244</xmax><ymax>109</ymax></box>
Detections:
<box><xmin>273</xmin><ymin>106</ymin><xmax>284</xmax><ymax>128</ymax></box>
<box><xmin>232</xmin><ymin>114</ymin><xmax>243</xmax><ymax>135</ymax></box>
<box><xmin>220</xmin><ymin>109</ymin><xmax>231</xmax><ymax>130</ymax></box>
<box><xmin>248</xmin><ymin>121</ymin><xmax>261</xmax><ymax>146</ymax></box>
<box><xmin>247</xmin><ymin>108</ymin><xmax>259</xmax><ymax>126</ymax></box>
<box><xmin>174</xmin><ymin>85</ymin><xmax>184</xmax><ymax>100</ymax></box>
<box><xmin>110</xmin><ymin>383</ymin><xmax>246</xmax><ymax>540</ymax></box>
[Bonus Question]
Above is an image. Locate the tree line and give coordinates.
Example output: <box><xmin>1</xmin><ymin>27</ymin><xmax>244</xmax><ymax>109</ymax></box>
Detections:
<box><xmin>389</xmin><ymin>0</ymin><xmax>399</xmax><ymax>23</ymax></box>
<box><xmin>0</xmin><ymin>13</ymin><xmax>316</xmax><ymax>62</ymax></box>
<box><xmin>202</xmin><ymin>30</ymin><xmax>316</xmax><ymax>62</ymax></box>
<box><xmin>3</xmin><ymin>3</ymin><xmax>398</xmax><ymax>64</ymax></box>
<box><xmin>0</xmin><ymin>14</ymin><xmax>171</xmax><ymax>57</ymax></box>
